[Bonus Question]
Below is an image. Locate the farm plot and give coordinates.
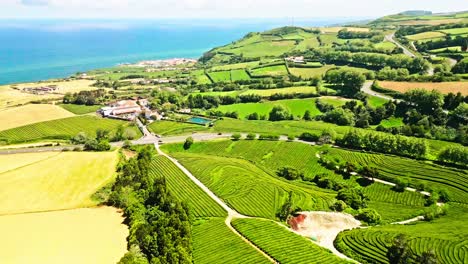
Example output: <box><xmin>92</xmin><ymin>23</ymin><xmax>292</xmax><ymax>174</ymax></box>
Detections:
<box><xmin>224</xmin><ymin>40</ymin><xmax>296</xmax><ymax>58</ymax></box>
<box><xmin>0</xmin><ymin>207</ymin><xmax>128</xmax><ymax>264</ymax></box>
<box><xmin>59</xmin><ymin>104</ymin><xmax>101</xmax><ymax>115</ymax></box>
<box><xmin>242</xmin><ymin>86</ymin><xmax>317</xmax><ymax>97</ymax></box>
<box><xmin>230</xmin><ymin>69</ymin><xmax>251</xmax><ymax>81</ymax></box>
<box><xmin>326</xmin><ymin>148</ymin><xmax>468</xmax><ymax>204</ymax></box>
<box><xmin>149</xmin><ymin>155</ymin><xmax>226</xmax><ymax>217</ymax></box>
<box><xmin>163</xmin><ymin>151</ymin><xmax>335</xmax><ymax>219</ymax></box>
<box><xmin>438</xmin><ymin>27</ymin><xmax>468</xmax><ymax>35</ymax></box>
<box><xmin>0</xmin><ymin>151</ymin><xmax>118</xmax><ymax>215</ymax></box>
<box><xmin>207</xmin><ymin>71</ymin><xmax>231</xmax><ymax>83</ymax></box>
<box><xmin>336</xmin><ymin>204</ymin><xmax>468</xmax><ymax>264</ymax></box>
<box><xmin>214</xmin><ymin>98</ymin><xmax>321</xmax><ymax>119</ymax></box>
<box><xmin>0</xmin><ymin>80</ymin><xmax>97</xmax><ymax>110</ymax></box>
<box><xmin>251</xmin><ymin>64</ymin><xmax>288</xmax><ymax>77</ymax></box>
<box><xmin>148</xmin><ymin>120</ymin><xmax>208</xmax><ymax>136</ymax></box>
<box><xmin>0</xmin><ymin>104</ymin><xmax>74</xmax><ymax>131</ymax></box>
<box><xmin>378</xmin><ymin>81</ymin><xmax>468</xmax><ymax>95</ymax></box>
<box><xmin>289</xmin><ymin>65</ymin><xmax>335</xmax><ymax>78</ymax></box>
<box><xmin>0</xmin><ymin>115</ymin><xmax>140</xmax><ymax>144</ymax></box>
<box><xmin>192</xmin><ymin>218</ymin><xmax>269</xmax><ymax>264</ymax></box>
<box><xmin>232</xmin><ymin>218</ymin><xmax>347</xmax><ymax>263</ymax></box>
<box><xmin>211</xmin><ymin>61</ymin><xmax>260</xmax><ymax>71</ymax></box>
<box><xmin>362</xmin><ymin>183</ymin><xmax>426</xmax><ymax>222</ymax></box>
<box><xmin>406</xmin><ymin>31</ymin><xmax>446</xmax><ymax>41</ymax></box>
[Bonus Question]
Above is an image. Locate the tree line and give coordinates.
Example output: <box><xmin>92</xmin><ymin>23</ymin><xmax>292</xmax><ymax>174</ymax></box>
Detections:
<box><xmin>108</xmin><ymin>147</ymin><xmax>192</xmax><ymax>263</ymax></box>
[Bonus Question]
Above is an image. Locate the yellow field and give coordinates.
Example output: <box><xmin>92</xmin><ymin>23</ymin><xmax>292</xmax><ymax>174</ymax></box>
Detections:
<box><xmin>379</xmin><ymin>81</ymin><xmax>468</xmax><ymax>95</ymax></box>
<box><xmin>0</xmin><ymin>104</ymin><xmax>75</xmax><ymax>131</ymax></box>
<box><xmin>0</xmin><ymin>79</ymin><xmax>96</xmax><ymax>110</ymax></box>
<box><xmin>0</xmin><ymin>151</ymin><xmax>118</xmax><ymax>215</ymax></box>
<box><xmin>319</xmin><ymin>27</ymin><xmax>370</xmax><ymax>33</ymax></box>
<box><xmin>399</xmin><ymin>19</ymin><xmax>464</xmax><ymax>26</ymax></box>
<box><xmin>406</xmin><ymin>31</ymin><xmax>446</xmax><ymax>41</ymax></box>
<box><xmin>0</xmin><ymin>207</ymin><xmax>128</xmax><ymax>264</ymax></box>
<box><xmin>0</xmin><ymin>152</ymin><xmax>60</xmax><ymax>174</ymax></box>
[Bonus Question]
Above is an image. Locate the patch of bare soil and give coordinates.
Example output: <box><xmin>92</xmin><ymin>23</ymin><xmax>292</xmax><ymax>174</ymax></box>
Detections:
<box><xmin>289</xmin><ymin>211</ymin><xmax>361</xmax><ymax>257</ymax></box>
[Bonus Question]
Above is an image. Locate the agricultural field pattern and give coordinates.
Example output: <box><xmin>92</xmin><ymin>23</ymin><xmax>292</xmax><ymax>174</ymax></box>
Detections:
<box><xmin>0</xmin><ymin>7</ymin><xmax>467</xmax><ymax>264</ymax></box>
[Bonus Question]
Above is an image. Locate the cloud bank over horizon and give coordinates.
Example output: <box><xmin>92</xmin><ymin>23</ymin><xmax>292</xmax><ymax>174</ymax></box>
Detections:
<box><xmin>2</xmin><ymin>0</ymin><xmax>467</xmax><ymax>19</ymax></box>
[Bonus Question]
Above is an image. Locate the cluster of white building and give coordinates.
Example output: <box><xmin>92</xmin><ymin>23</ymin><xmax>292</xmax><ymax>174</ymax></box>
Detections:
<box><xmin>99</xmin><ymin>98</ymin><xmax>162</xmax><ymax>121</ymax></box>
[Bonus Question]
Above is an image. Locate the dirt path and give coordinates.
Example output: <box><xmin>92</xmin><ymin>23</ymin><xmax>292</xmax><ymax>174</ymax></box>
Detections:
<box><xmin>360</xmin><ymin>81</ymin><xmax>401</xmax><ymax>102</ymax></box>
<box><xmin>154</xmin><ymin>142</ymin><xmax>277</xmax><ymax>263</ymax></box>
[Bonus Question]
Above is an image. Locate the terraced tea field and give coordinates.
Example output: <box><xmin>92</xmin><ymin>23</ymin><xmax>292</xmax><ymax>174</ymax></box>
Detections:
<box><xmin>326</xmin><ymin>148</ymin><xmax>468</xmax><ymax>204</ymax></box>
<box><xmin>192</xmin><ymin>218</ymin><xmax>269</xmax><ymax>264</ymax></box>
<box><xmin>149</xmin><ymin>155</ymin><xmax>226</xmax><ymax>217</ymax></box>
<box><xmin>0</xmin><ymin>115</ymin><xmax>140</xmax><ymax>144</ymax></box>
<box><xmin>232</xmin><ymin>218</ymin><xmax>347</xmax><ymax>263</ymax></box>
<box><xmin>336</xmin><ymin>204</ymin><xmax>468</xmax><ymax>264</ymax></box>
<box><xmin>164</xmin><ymin>151</ymin><xmax>335</xmax><ymax>219</ymax></box>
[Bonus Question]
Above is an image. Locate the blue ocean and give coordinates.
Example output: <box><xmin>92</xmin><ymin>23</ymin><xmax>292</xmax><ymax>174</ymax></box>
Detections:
<box><xmin>0</xmin><ymin>18</ymin><xmax>353</xmax><ymax>85</ymax></box>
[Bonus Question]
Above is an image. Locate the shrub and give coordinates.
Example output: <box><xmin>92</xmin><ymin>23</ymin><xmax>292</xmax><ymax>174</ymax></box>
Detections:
<box><xmin>123</xmin><ymin>128</ymin><xmax>137</xmax><ymax>140</ymax></box>
<box><xmin>277</xmin><ymin>166</ymin><xmax>304</xmax><ymax>180</ymax></box>
<box><xmin>247</xmin><ymin>112</ymin><xmax>259</xmax><ymax>120</ymax></box>
<box><xmin>423</xmin><ymin>205</ymin><xmax>448</xmax><ymax>221</ymax></box>
<box><xmin>393</xmin><ymin>177</ymin><xmax>409</xmax><ymax>192</ymax></box>
<box><xmin>184</xmin><ymin>137</ymin><xmax>194</xmax><ymax>150</ymax></box>
<box><xmin>337</xmin><ymin>187</ymin><xmax>368</xmax><ymax>210</ymax></box>
<box><xmin>268</xmin><ymin>105</ymin><xmax>293</xmax><ymax>121</ymax></box>
<box><xmin>246</xmin><ymin>133</ymin><xmax>256</xmax><ymax>140</ymax></box>
<box><xmin>298</xmin><ymin>132</ymin><xmax>319</xmax><ymax>142</ymax></box>
<box><xmin>330</xmin><ymin>200</ymin><xmax>347</xmax><ymax>212</ymax></box>
<box><xmin>287</xmin><ymin>134</ymin><xmax>295</xmax><ymax>141</ymax></box>
<box><xmin>356</xmin><ymin>209</ymin><xmax>381</xmax><ymax>224</ymax></box>
<box><xmin>259</xmin><ymin>134</ymin><xmax>280</xmax><ymax>141</ymax></box>
<box><xmin>231</xmin><ymin>133</ymin><xmax>242</xmax><ymax>141</ymax></box>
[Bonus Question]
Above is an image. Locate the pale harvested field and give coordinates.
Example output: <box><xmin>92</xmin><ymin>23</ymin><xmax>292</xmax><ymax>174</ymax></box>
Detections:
<box><xmin>0</xmin><ymin>104</ymin><xmax>75</xmax><ymax>131</ymax></box>
<box><xmin>0</xmin><ymin>152</ymin><xmax>60</xmax><ymax>174</ymax></box>
<box><xmin>0</xmin><ymin>151</ymin><xmax>118</xmax><ymax>215</ymax></box>
<box><xmin>399</xmin><ymin>18</ymin><xmax>464</xmax><ymax>26</ymax></box>
<box><xmin>379</xmin><ymin>81</ymin><xmax>468</xmax><ymax>95</ymax></box>
<box><xmin>0</xmin><ymin>80</ymin><xmax>96</xmax><ymax>110</ymax></box>
<box><xmin>0</xmin><ymin>207</ymin><xmax>128</xmax><ymax>264</ymax></box>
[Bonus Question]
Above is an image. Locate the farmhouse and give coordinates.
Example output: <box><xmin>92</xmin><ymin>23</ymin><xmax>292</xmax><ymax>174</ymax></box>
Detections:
<box><xmin>100</xmin><ymin>99</ymin><xmax>149</xmax><ymax>121</ymax></box>
<box><xmin>286</xmin><ymin>56</ymin><xmax>305</xmax><ymax>64</ymax></box>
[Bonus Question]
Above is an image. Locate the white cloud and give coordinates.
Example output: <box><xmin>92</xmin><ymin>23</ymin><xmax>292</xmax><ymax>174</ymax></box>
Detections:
<box><xmin>3</xmin><ymin>0</ymin><xmax>468</xmax><ymax>18</ymax></box>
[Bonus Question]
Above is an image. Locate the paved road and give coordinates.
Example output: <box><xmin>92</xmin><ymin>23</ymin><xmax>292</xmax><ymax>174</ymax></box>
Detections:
<box><xmin>361</xmin><ymin>81</ymin><xmax>402</xmax><ymax>103</ymax></box>
<box><xmin>385</xmin><ymin>33</ymin><xmax>415</xmax><ymax>57</ymax></box>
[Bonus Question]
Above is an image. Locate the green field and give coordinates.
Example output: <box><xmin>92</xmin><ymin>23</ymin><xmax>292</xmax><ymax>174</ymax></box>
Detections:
<box><xmin>406</xmin><ymin>31</ymin><xmax>446</xmax><ymax>40</ymax></box>
<box><xmin>232</xmin><ymin>218</ymin><xmax>347</xmax><ymax>263</ymax></box>
<box><xmin>148</xmin><ymin>120</ymin><xmax>208</xmax><ymax>136</ymax></box>
<box><xmin>59</xmin><ymin>104</ymin><xmax>101</xmax><ymax>115</ymax></box>
<box><xmin>211</xmin><ymin>61</ymin><xmax>260</xmax><ymax>71</ymax></box>
<box><xmin>289</xmin><ymin>65</ymin><xmax>335</xmax><ymax>78</ymax></box>
<box><xmin>0</xmin><ymin>115</ymin><xmax>140</xmax><ymax>144</ymax></box>
<box><xmin>208</xmin><ymin>71</ymin><xmax>231</xmax><ymax>82</ymax></box>
<box><xmin>214</xmin><ymin>98</ymin><xmax>321</xmax><ymax>119</ymax></box>
<box><xmin>251</xmin><ymin>64</ymin><xmax>288</xmax><ymax>76</ymax></box>
<box><xmin>222</xmin><ymin>40</ymin><xmax>296</xmax><ymax>58</ymax></box>
<box><xmin>149</xmin><ymin>155</ymin><xmax>226</xmax><ymax>217</ymax></box>
<box><xmin>367</xmin><ymin>96</ymin><xmax>389</xmax><ymax>108</ymax></box>
<box><xmin>438</xmin><ymin>27</ymin><xmax>468</xmax><ymax>35</ymax></box>
<box><xmin>379</xmin><ymin>117</ymin><xmax>404</xmax><ymax>128</ymax></box>
<box><xmin>230</xmin><ymin>69</ymin><xmax>251</xmax><ymax>81</ymax></box>
<box><xmin>193</xmin><ymin>218</ymin><xmax>269</xmax><ymax>264</ymax></box>
<box><xmin>336</xmin><ymin>204</ymin><xmax>468</xmax><ymax>264</ymax></box>
<box><xmin>429</xmin><ymin>46</ymin><xmax>462</xmax><ymax>53</ymax></box>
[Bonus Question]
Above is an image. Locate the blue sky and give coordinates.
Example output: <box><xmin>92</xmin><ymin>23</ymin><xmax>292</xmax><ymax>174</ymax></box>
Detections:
<box><xmin>1</xmin><ymin>0</ymin><xmax>467</xmax><ymax>19</ymax></box>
